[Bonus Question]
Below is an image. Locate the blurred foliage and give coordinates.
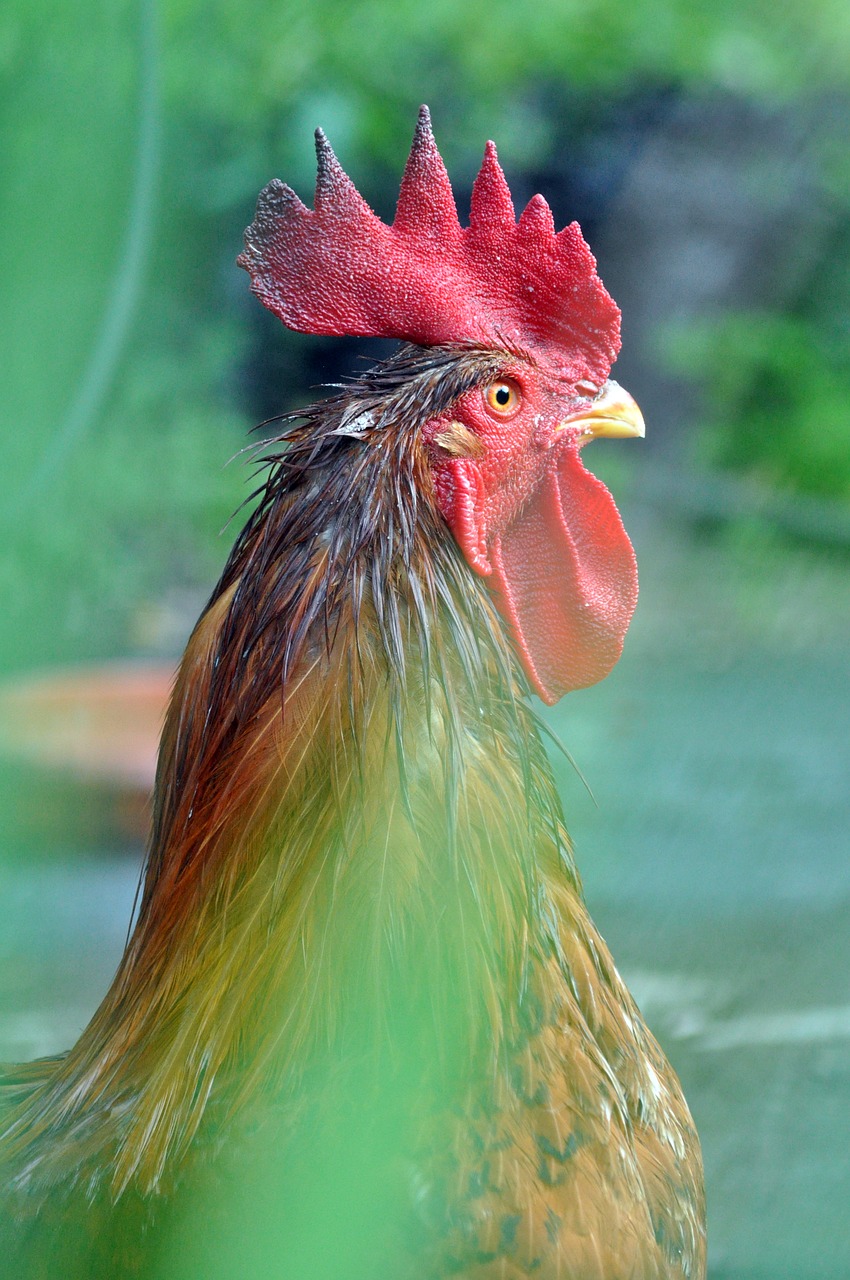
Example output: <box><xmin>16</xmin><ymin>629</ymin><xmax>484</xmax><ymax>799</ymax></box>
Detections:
<box><xmin>159</xmin><ymin>0</ymin><xmax>850</xmax><ymax>170</ymax></box>
<box><xmin>664</xmin><ymin>311</ymin><xmax>850</xmax><ymax>499</ymax></box>
<box><xmin>0</xmin><ymin>307</ymin><xmax>249</xmax><ymax>671</ymax></box>
<box><xmin>151</xmin><ymin>0</ymin><xmax>850</xmax><ymax>222</ymax></box>
<box><xmin>1</xmin><ymin>0</ymin><xmax>849</xmax><ymax>674</ymax></box>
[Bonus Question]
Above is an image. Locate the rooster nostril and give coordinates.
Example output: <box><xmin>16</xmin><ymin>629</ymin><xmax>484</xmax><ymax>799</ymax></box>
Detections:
<box><xmin>574</xmin><ymin>379</ymin><xmax>601</xmax><ymax>398</ymax></box>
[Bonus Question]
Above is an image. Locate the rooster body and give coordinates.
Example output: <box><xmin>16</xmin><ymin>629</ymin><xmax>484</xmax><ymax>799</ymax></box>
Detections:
<box><xmin>0</xmin><ymin>113</ymin><xmax>705</xmax><ymax>1278</ymax></box>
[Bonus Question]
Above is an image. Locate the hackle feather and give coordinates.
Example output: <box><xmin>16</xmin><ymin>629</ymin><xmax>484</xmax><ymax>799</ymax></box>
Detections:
<box><xmin>0</xmin><ymin>345</ymin><xmax>705</xmax><ymax>1278</ymax></box>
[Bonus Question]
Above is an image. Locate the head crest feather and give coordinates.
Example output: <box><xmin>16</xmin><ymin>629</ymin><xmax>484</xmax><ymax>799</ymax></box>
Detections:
<box><xmin>238</xmin><ymin>106</ymin><xmax>620</xmax><ymax>383</ymax></box>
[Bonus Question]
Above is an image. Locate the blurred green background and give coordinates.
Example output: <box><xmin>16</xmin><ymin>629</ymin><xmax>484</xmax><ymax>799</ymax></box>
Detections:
<box><xmin>1</xmin><ymin>1</ymin><xmax>849</xmax><ymax>1276</ymax></box>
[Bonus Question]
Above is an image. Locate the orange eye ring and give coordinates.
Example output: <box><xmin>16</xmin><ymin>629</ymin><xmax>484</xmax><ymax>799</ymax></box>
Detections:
<box><xmin>484</xmin><ymin>378</ymin><xmax>522</xmax><ymax>418</ymax></box>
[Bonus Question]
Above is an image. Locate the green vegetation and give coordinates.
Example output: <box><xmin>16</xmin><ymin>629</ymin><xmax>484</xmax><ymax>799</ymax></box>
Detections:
<box><xmin>1</xmin><ymin>0</ymin><xmax>849</xmax><ymax>672</ymax></box>
<box><xmin>664</xmin><ymin>290</ymin><xmax>850</xmax><ymax>501</ymax></box>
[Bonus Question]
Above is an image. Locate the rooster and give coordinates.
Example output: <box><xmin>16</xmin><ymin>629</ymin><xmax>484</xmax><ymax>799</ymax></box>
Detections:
<box><xmin>0</xmin><ymin>107</ymin><xmax>705</xmax><ymax>1279</ymax></box>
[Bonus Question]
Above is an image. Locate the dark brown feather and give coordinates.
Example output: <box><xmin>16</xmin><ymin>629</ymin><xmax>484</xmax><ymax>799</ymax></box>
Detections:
<box><xmin>0</xmin><ymin>345</ymin><xmax>704</xmax><ymax>1278</ymax></box>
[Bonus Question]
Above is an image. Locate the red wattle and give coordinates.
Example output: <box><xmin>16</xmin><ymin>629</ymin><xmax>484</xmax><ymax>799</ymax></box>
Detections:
<box><xmin>486</xmin><ymin>450</ymin><xmax>638</xmax><ymax>704</ymax></box>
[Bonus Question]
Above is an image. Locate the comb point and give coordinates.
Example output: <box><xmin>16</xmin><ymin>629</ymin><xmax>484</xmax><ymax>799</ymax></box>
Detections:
<box><xmin>470</xmin><ymin>140</ymin><xmax>515</xmax><ymax>234</ymax></box>
<box><xmin>313</xmin><ymin>128</ymin><xmax>372</xmax><ymax>220</ymax></box>
<box><xmin>518</xmin><ymin>194</ymin><xmax>556</xmax><ymax>240</ymax></box>
<box><xmin>394</xmin><ymin>105</ymin><xmax>459</xmax><ymax>238</ymax></box>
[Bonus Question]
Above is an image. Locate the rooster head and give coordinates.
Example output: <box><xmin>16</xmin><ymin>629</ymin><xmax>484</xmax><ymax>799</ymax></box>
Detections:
<box><xmin>238</xmin><ymin>106</ymin><xmax>643</xmax><ymax>703</ymax></box>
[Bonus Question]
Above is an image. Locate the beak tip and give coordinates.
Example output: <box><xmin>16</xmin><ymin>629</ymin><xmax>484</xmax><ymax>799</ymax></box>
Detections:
<box><xmin>560</xmin><ymin>379</ymin><xmax>646</xmax><ymax>442</ymax></box>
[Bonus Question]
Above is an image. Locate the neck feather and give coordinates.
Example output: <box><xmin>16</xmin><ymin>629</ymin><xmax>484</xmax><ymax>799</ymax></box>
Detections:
<box><xmin>3</xmin><ymin>349</ymin><xmax>577</xmax><ymax>1198</ymax></box>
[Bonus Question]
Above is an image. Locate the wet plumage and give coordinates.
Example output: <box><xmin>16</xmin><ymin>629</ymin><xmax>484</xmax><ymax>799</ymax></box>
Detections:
<box><xmin>0</xmin><ymin>111</ymin><xmax>705</xmax><ymax>1278</ymax></box>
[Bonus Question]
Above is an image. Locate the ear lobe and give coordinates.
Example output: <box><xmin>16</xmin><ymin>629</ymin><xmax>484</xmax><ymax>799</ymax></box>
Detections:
<box><xmin>437</xmin><ymin>459</ymin><xmax>491</xmax><ymax>575</ymax></box>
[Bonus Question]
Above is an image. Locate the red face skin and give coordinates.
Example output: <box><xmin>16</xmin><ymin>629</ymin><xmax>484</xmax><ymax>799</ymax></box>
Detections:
<box><xmin>424</xmin><ymin>362</ymin><xmax>644</xmax><ymax>705</ymax></box>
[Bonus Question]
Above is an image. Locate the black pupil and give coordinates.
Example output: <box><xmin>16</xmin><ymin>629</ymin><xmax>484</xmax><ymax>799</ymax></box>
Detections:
<box><xmin>495</xmin><ymin>386</ymin><xmax>510</xmax><ymax>406</ymax></box>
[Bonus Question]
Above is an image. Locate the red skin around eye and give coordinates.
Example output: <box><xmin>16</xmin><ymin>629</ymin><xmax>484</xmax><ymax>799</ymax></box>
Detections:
<box><xmin>428</xmin><ymin>374</ymin><xmax>637</xmax><ymax>702</ymax></box>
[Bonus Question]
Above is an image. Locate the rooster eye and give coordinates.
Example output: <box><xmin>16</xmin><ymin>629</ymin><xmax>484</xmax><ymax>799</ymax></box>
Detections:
<box><xmin>484</xmin><ymin>379</ymin><xmax>522</xmax><ymax>418</ymax></box>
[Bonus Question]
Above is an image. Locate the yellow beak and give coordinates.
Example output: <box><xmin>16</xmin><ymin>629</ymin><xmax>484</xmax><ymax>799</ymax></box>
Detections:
<box><xmin>558</xmin><ymin>380</ymin><xmax>646</xmax><ymax>442</ymax></box>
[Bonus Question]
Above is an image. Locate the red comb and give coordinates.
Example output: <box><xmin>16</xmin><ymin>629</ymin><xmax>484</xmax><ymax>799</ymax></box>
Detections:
<box><xmin>238</xmin><ymin>106</ymin><xmax>621</xmax><ymax>384</ymax></box>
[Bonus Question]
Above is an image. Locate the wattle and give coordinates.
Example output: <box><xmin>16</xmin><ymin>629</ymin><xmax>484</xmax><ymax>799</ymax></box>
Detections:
<box><xmin>489</xmin><ymin>447</ymin><xmax>637</xmax><ymax>702</ymax></box>
<box><xmin>439</xmin><ymin>446</ymin><xmax>638</xmax><ymax>704</ymax></box>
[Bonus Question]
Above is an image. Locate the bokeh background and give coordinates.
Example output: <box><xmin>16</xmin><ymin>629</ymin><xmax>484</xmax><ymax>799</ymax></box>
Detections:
<box><xmin>1</xmin><ymin>1</ymin><xmax>850</xmax><ymax>1275</ymax></box>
